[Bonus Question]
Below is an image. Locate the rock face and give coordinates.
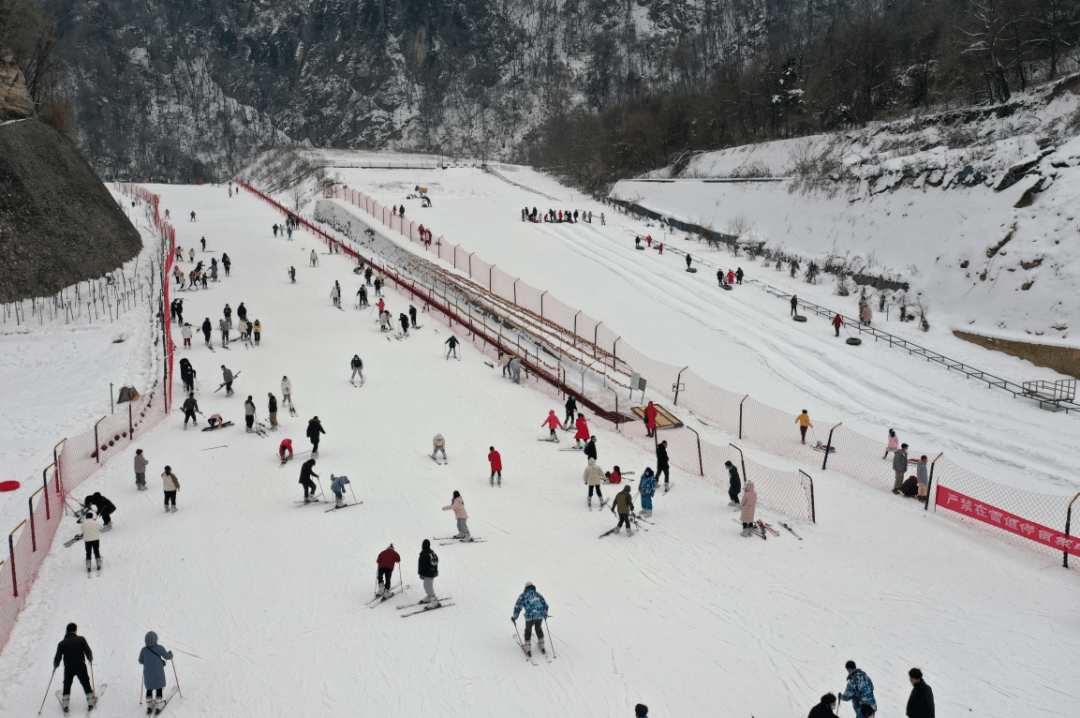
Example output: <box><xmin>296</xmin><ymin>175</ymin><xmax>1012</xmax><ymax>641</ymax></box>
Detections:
<box><xmin>0</xmin><ymin>119</ymin><xmax>142</xmax><ymax>303</ymax></box>
<box><xmin>0</xmin><ymin>63</ymin><xmax>34</xmax><ymax>121</ymax></box>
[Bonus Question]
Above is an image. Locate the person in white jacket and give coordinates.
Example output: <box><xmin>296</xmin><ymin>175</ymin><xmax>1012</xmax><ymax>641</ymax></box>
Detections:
<box><xmin>79</xmin><ymin>511</ymin><xmax>102</xmax><ymax>573</ymax></box>
<box><xmin>431</xmin><ymin>434</ymin><xmax>447</xmax><ymax>462</ymax></box>
<box><xmin>162</xmin><ymin>466</ymin><xmax>180</xmax><ymax>513</ymax></box>
<box><xmin>584</xmin><ymin>458</ymin><xmax>605</xmax><ymax>508</ymax></box>
<box><xmin>281</xmin><ymin>376</ymin><xmax>293</xmax><ymax>410</ymax></box>
<box><xmin>442</xmin><ymin>491</ymin><xmax>471</xmax><ymax>540</ymax></box>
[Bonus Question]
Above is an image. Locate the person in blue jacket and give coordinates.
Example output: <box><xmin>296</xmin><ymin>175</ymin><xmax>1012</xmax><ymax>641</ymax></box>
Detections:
<box><xmin>840</xmin><ymin>660</ymin><xmax>877</xmax><ymax>718</ymax></box>
<box><xmin>511</xmin><ymin>582</ymin><xmax>549</xmax><ymax>657</ymax></box>
<box><xmin>330</xmin><ymin>475</ymin><xmax>351</xmax><ymax>508</ymax></box>
<box><xmin>139</xmin><ymin>631</ymin><xmax>174</xmax><ymax>715</ymax></box>
<box><xmin>639</xmin><ymin>468</ymin><xmax>658</xmax><ymax>517</ymax></box>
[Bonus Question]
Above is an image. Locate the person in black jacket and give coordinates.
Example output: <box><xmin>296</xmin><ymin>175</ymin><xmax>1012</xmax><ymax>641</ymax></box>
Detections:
<box><xmin>299</xmin><ymin>458</ymin><xmax>319</xmax><ymax>502</ymax></box>
<box><xmin>906</xmin><ymin>668</ymin><xmax>934</xmax><ymax>718</ymax></box>
<box><xmin>179</xmin><ymin>358</ymin><xmax>196</xmax><ymax>394</ymax></box>
<box><xmin>237</xmin><ymin>302</ymin><xmax>248</xmax><ymax>323</ymax></box>
<box><xmin>656</xmin><ymin>440</ymin><xmax>670</xmax><ymax>488</ymax></box>
<box><xmin>583</xmin><ymin>437</ymin><xmax>598</xmax><ymax>462</ymax></box>
<box><xmin>418</xmin><ymin>539</ymin><xmax>440</xmax><ymax>605</ymax></box>
<box><xmin>182</xmin><ymin>393</ymin><xmax>200</xmax><ymax>428</ymax></box>
<box><xmin>54</xmin><ymin>623</ymin><xmax>96</xmax><ymax>712</ymax></box>
<box><xmin>563</xmin><ymin>396</ymin><xmax>577</xmax><ymax>428</ymax></box>
<box><xmin>306</xmin><ymin>417</ymin><xmax>325</xmax><ymax>455</ymax></box>
<box><xmin>724</xmin><ymin>460</ymin><xmax>741</xmax><ymax>507</ymax></box>
<box><xmin>84</xmin><ymin>493</ymin><xmax>116</xmax><ymax>531</ymax></box>
<box><xmin>808</xmin><ymin>694</ymin><xmax>837</xmax><ymax>718</ymax></box>
<box><xmin>200</xmin><ymin>318</ymin><xmax>212</xmax><ymax>347</ymax></box>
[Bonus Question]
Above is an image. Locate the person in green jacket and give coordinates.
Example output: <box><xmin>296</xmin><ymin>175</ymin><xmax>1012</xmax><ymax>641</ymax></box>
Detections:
<box><xmin>610</xmin><ymin>485</ymin><xmax>635</xmax><ymax>536</ymax></box>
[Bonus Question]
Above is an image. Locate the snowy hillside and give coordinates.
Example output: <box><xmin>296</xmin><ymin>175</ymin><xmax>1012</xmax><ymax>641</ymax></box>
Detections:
<box><xmin>0</xmin><ymin>180</ymin><xmax>1077</xmax><ymax>718</ymax></box>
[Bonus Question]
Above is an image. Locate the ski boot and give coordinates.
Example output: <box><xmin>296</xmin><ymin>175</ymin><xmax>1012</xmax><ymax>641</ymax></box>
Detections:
<box><xmin>626</xmin><ymin>527</ymin><xmax>633</xmax><ymax>536</ymax></box>
<box><xmin>87</xmin><ymin>691</ymin><xmax>97</xmax><ymax>711</ymax></box>
<box><xmin>523</xmin><ymin>641</ymin><xmax>532</xmax><ymax>657</ymax></box>
<box><xmin>728</xmin><ymin>500</ymin><xmax>740</xmax><ymax>507</ymax></box>
<box><xmin>538</xmin><ymin>639</ymin><xmax>547</xmax><ymax>655</ymax></box>
<box><xmin>85</xmin><ymin>560</ymin><xmax>91</xmax><ymax>575</ymax></box>
<box><xmin>740</xmin><ymin>527</ymin><xmax>752</xmax><ymax>537</ymax></box>
<box><xmin>62</xmin><ymin>694</ymin><xmax>70</xmax><ymax>713</ymax></box>
<box><xmin>101</xmin><ymin>524</ymin><xmax>112</xmax><ymax>532</ymax></box>
<box><xmin>335</xmin><ymin>498</ymin><xmax>345</xmax><ymax>508</ymax></box>
<box><xmin>96</xmin><ymin>558</ymin><xmax>102</xmax><ymax>571</ymax></box>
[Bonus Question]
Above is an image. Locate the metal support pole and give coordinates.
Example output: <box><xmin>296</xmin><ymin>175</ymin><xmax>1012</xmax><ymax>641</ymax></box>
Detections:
<box><xmin>821</xmin><ymin>422</ymin><xmax>842</xmax><ymax>470</ymax></box>
<box><xmin>800</xmin><ymin>470</ymin><xmax>816</xmax><ymax>523</ymax></box>
<box><xmin>673</xmin><ymin>367</ymin><xmax>688</xmax><ymax>406</ymax></box>
<box><xmin>739</xmin><ymin>395</ymin><xmax>749</xmax><ymax>439</ymax></box>
<box><xmin>684</xmin><ymin>426</ymin><xmax>703</xmax><ymax>476</ymax></box>
<box><xmin>93</xmin><ymin>416</ymin><xmax>105</xmax><ymax>463</ymax></box>
<box><xmin>925</xmin><ymin>452</ymin><xmax>944</xmax><ymax>511</ymax></box>
<box><xmin>1065</xmin><ymin>493</ymin><xmax>1080</xmax><ymax>568</ymax></box>
<box><xmin>729</xmin><ymin>443</ymin><xmax>747</xmax><ymax>486</ymax></box>
<box><xmin>540</xmin><ymin>291</ymin><xmax>547</xmax><ymax>318</ymax></box>
<box><xmin>28</xmin><ymin>495</ymin><xmax>36</xmax><ymax>551</ymax></box>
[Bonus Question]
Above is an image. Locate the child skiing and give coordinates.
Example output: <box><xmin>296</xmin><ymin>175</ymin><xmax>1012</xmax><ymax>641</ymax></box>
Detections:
<box><xmin>511</xmin><ymin>582</ymin><xmax>550</xmax><ymax>657</ymax></box>
<box><xmin>330</xmin><ymin>475</ymin><xmax>351</xmax><ymax>508</ymax></box>
<box><xmin>431</xmin><ymin>434</ymin><xmax>447</xmax><ymax>462</ymax></box>
<box><xmin>441</xmin><ymin>490</ymin><xmax>471</xmax><ymax>540</ymax></box>
<box><xmin>488</xmin><ymin>447</ymin><xmax>502</xmax><ymax>486</ymax></box>
<box><xmin>540</xmin><ymin>410</ymin><xmax>562</xmax><ymax>441</ymax></box>
<box><xmin>138</xmin><ymin>632</ymin><xmax>174</xmax><ymax>715</ymax></box>
<box><xmin>610</xmin><ymin>485</ymin><xmax>635</xmax><ymax>535</ymax></box>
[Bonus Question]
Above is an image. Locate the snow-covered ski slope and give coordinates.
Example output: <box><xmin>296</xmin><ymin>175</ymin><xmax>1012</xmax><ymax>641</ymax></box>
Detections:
<box><xmin>0</xmin><ymin>183</ymin><xmax>1077</xmax><ymax>718</ymax></box>
<box><xmin>326</xmin><ymin>161</ymin><xmax>1080</xmax><ymax>497</ymax></box>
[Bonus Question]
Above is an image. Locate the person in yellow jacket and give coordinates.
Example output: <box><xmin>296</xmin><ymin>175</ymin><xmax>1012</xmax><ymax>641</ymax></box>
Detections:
<box><xmin>796</xmin><ymin>410</ymin><xmax>813</xmax><ymax>444</ymax></box>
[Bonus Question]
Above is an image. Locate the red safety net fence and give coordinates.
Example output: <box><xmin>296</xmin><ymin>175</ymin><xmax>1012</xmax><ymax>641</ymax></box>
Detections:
<box><xmin>0</xmin><ymin>184</ymin><xmax>174</xmax><ymax>657</ymax></box>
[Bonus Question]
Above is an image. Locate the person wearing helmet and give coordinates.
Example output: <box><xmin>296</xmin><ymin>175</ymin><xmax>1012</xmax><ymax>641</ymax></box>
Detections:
<box><xmin>511</xmin><ymin>582</ymin><xmax>549</xmax><ymax>657</ymax></box>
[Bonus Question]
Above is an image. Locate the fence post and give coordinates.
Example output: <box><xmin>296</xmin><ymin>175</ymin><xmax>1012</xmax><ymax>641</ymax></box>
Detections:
<box><xmin>129</xmin><ymin>402</ymin><xmax>134</xmax><ymax>439</ymax></box>
<box><xmin>683</xmin><ymin>426</ymin><xmax>703</xmax><ymax>476</ymax></box>
<box><xmin>93</xmin><ymin>416</ymin><xmax>106</xmax><ymax>463</ymax></box>
<box><xmin>1065</xmin><ymin>493</ymin><xmax>1080</xmax><ymax>568</ymax></box>
<box><xmin>673</xmin><ymin>367</ymin><xmax>688</xmax><ymax>406</ymax></box>
<box><xmin>800</xmin><ymin>470</ymin><xmax>816</xmax><ymax>523</ymax></box>
<box><xmin>607</xmin><ymin>387</ymin><xmax>619</xmax><ymax>432</ymax></box>
<box><xmin>28</xmin><ymin>495</ymin><xmax>36</xmax><ymax>552</ymax></box>
<box><xmin>489</xmin><ymin>265</ymin><xmax>495</xmax><ymax>292</ymax></box>
<box><xmin>925</xmin><ymin>453</ymin><xmax>944</xmax><ymax>511</ymax></box>
<box><xmin>821</xmin><ymin>422</ymin><xmax>842</xmax><ymax>470</ymax></box>
<box><xmin>41</xmin><ymin>463</ymin><xmax>56</xmax><ymax>520</ymax></box>
<box><xmin>513</xmin><ymin>279</ymin><xmax>517</xmax><ymax>306</ymax></box>
<box><xmin>738</xmin><ymin>395</ymin><xmax>749</xmax><ymax>439</ymax></box>
<box><xmin>729</xmin><ymin>443</ymin><xmax>747</xmax><ymax>486</ymax></box>
<box><xmin>573</xmin><ymin>311</ymin><xmax>580</xmax><ymax>345</ymax></box>
<box><xmin>540</xmin><ymin>291</ymin><xmax>547</xmax><ymax>318</ymax></box>
<box><xmin>468</xmin><ymin>252</ymin><xmax>474</xmax><ymax>279</ymax></box>
<box><xmin>9</xmin><ymin>529</ymin><xmax>19</xmax><ymax>597</ymax></box>
<box><xmin>612</xmin><ymin>337</ymin><xmax>620</xmax><ymax>370</ymax></box>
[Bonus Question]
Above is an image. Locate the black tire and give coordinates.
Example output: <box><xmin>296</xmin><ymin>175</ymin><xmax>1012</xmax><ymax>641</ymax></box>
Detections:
<box><xmin>846</xmin><ymin>337</ymin><xmax>862</xmax><ymax>346</ymax></box>
<box><xmin>686</xmin><ymin>268</ymin><xmax>698</xmax><ymax>273</ymax></box>
<box><xmin>722</xmin><ymin>284</ymin><xmax>733</xmax><ymax>291</ymax></box>
<box><xmin>793</xmin><ymin>315</ymin><xmax>807</xmax><ymax>322</ymax></box>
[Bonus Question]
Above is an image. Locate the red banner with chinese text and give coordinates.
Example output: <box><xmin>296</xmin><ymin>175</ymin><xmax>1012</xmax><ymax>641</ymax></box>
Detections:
<box><xmin>936</xmin><ymin>485</ymin><xmax>1080</xmax><ymax>557</ymax></box>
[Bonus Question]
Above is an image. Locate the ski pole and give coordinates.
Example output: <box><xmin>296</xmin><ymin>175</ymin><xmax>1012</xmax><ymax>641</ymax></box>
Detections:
<box><xmin>315</xmin><ymin>475</ymin><xmax>326</xmax><ymax>499</ymax></box>
<box><xmin>172</xmin><ymin>659</ymin><xmax>182</xmax><ymax>698</ymax></box>
<box><xmin>140</xmin><ymin>674</ymin><xmax>144</xmax><ymax>705</ymax></box>
<box><xmin>90</xmin><ymin>660</ymin><xmax>96</xmax><ymax>692</ymax></box>
<box><xmin>349</xmin><ymin>482</ymin><xmax>360</xmax><ymax>506</ymax></box>
<box><xmin>513</xmin><ymin>619</ymin><xmax>526</xmax><ymax>655</ymax></box>
<box><xmin>544</xmin><ymin>617</ymin><xmax>556</xmax><ymax>658</ymax></box>
<box><xmin>37</xmin><ymin>667</ymin><xmax>57</xmax><ymax>715</ymax></box>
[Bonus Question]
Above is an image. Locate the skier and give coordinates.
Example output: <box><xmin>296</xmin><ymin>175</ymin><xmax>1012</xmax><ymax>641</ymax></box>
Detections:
<box><xmin>200</xmin><ymin>236</ymin><xmax>206</xmax><ymax>251</ymax></box>
<box><xmin>883</xmin><ymin>428</ymin><xmax>899</xmax><ymax>460</ymax></box>
<box><xmin>134</xmin><ymin>449</ymin><xmax>149</xmax><ymax>490</ymax></box>
<box><xmin>84</xmin><ymin>493</ymin><xmax>116</xmax><ymax>532</ymax></box>
<box><xmin>916</xmin><ymin>455</ymin><xmax>929</xmax><ymax>500</ymax></box>
<box><xmin>330</xmin><ymin>284</ymin><xmax>340</xmax><ymax>307</ymax></box>
<box><xmin>790</xmin><ymin>295</ymin><xmax>799</xmax><ymax>317</ymax></box>
<box><xmin>379</xmin><ymin>310</ymin><xmax>392</xmax><ymax>332</ymax></box>
<box><xmin>162</xmin><ymin>466</ymin><xmax>179</xmax><ymax>512</ymax></box>
<box><xmin>223</xmin><ymin>303</ymin><xmax>232</xmax><ymax>328</ymax></box>
<box><xmin>374</xmin><ymin>276</ymin><xmax>384</xmax><ymax>297</ymax></box>
<box><xmin>685</xmin><ymin>254</ymin><xmax>692</xmax><ymax>270</ymax></box>
<box><xmin>892</xmin><ymin>443</ymin><xmax>910</xmax><ymax>494</ymax></box>
<box><xmin>350</xmin><ymin>355</ymin><xmax>364</xmax><ymax>384</ymax></box>
<box><xmin>201</xmin><ymin>318</ymin><xmax>212</xmax><ymax>347</ymax></box>
<box><xmin>431</xmin><ymin>433</ymin><xmax>447</xmax><ymax>462</ymax></box>
<box><xmin>832</xmin><ymin>313</ymin><xmax>844</xmax><ymax>337</ymax></box>
<box><xmin>601</xmin><ymin>212</ymin><xmax>605</xmax><ymax>225</ymax></box>
<box><xmin>445</xmin><ymin>336</ymin><xmax>459</xmax><ymax>360</ymax></box>
<box><xmin>840</xmin><ymin>661</ymin><xmax>878</xmax><ymax>718</ymax></box>
<box><xmin>356</xmin><ymin>285</ymin><xmax>368</xmax><ymax>308</ymax></box>
<box><xmin>639</xmin><ymin>467</ymin><xmax>657</xmax><ymax>516</ymax></box>
<box><xmin>725</xmin><ymin>460</ymin><xmax>741</xmax><ymax>507</ymax></box>
<box><xmin>237</xmin><ymin>302</ymin><xmax>248</xmax><ymax>324</ymax></box>
<box><xmin>377</xmin><ymin>298</ymin><xmax>386</xmax><ymax>315</ymax></box>
<box><xmin>906</xmin><ymin>668</ymin><xmax>934</xmax><ymax>718</ymax></box>
<box><xmin>306</xmin><ymin>416</ymin><xmax>325</xmax><ymax>455</ymax></box>
<box><xmin>281</xmin><ymin>376</ymin><xmax>292</xmax><ymax>411</ymax></box>
<box><xmin>584</xmin><ymin>458</ymin><xmax>605</xmax><ymax>508</ymax></box>
<box><xmin>488</xmin><ymin>447</ymin><xmax>502</xmax><ymax>486</ymax></box>
<box><xmin>138</xmin><ymin>631</ymin><xmax>174</xmax><ymax>715</ymax></box>
<box><xmin>583</xmin><ymin>437</ymin><xmax>598</xmax><ymax>462</ymax></box>
<box><xmin>399</xmin><ymin>312</ymin><xmax>409</xmax><ymax>335</ymax></box>
<box><xmin>540</xmin><ymin>410</ymin><xmax>562</xmax><ymax>440</ymax></box>
<box><xmin>310</xmin><ymin>250</ymin><xmax>318</xmax><ymax>267</ymax></box>
<box><xmin>739</xmin><ymin>480</ymin><xmax>758</xmax><ymax>536</ymax></box>
<box><xmin>182</xmin><ymin>393</ymin><xmax>200</xmax><ymax>428</ymax></box>
<box><xmin>53</xmin><ymin>623</ymin><xmax>97</xmax><ymax>713</ymax></box>
<box><xmin>511</xmin><ymin>582</ymin><xmax>550</xmax><ymax>657</ymax></box>
<box><xmin>267</xmin><ymin>393</ymin><xmax>278</xmax><ymax>430</ymax></box>
<box><xmin>299</xmin><ymin>458</ymin><xmax>319</xmax><ymax>502</ymax></box>
<box><xmin>78</xmin><ymin>509</ymin><xmax>103</xmax><ymax>572</ymax></box>
<box><xmin>364</xmin><ymin>267</ymin><xmax>373</xmax><ymax>285</ymax></box>
<box><xmin>441</xmin><ymin>490</ymin><xmax>471</xmax><ymax>539</ymax></box>
<box><xmin>218</xmin><ymin>318</ymin><xmax>230</xmax><ymax>347</ymax></box>
<box><xmin>289</xmin><ymin>266</ymin><xmax>296</xmax><ymax>284</ymax></box>
<box><xmin>273</xmin><ymin>224</ymin><xmax>279</xmax><ymax>236</ymax></box>
<box><xmin>376</xmin><ymin>544</ymin><xmax>401</xmax><ymax>598</ymax></box>
<box><xmin>253</xmin><ymin>320</ymin><xmax>261</xmax><ymax>345</ymax></box>
<box><xmin>180</xmin><ymin>322</ymin><xmax>192</xmax><ymax>348</ymax></box>
<box><xmin>795</xmin><ymin>410</ymin><xmax>812</xmax><ymax>444</ymax></box>
<box><xmin>244</xmin><ymin>396</ymin><xmax>256</xmax><ymax>432</ymax></box>
<box><xmin>808</xmin><ymin>694</ymin><xmax>838</xmax><ymax>718</ymax></box>
<box><xmin>220</xmin><ymin>365</ymin><xmax>235</xmax><ymax>396</ymax></box>
<box><xmin>279</xmin><ymin>438</ymin><xmax>293</xmax><ymax>462</ymax></box>
<box><xmin>606</xmin><ymin>466</ymin><xmax>623</xmax><ymax>485</ymax></box>
<box><xmin>508</xmin><ymin>356</ymin><xmax>522</xmax><ymax>384</ymax></box>
<box><xmin>189</xmin><ymin>210</ymin><xmax>196</xmax><ymax>222</ymax></box>
<box><xmin>179</xmin><ymin>358</ymin><xmax>195</xmax><ymax>394</ymax></box>
<box><xmin>330</xmin><ymin>474</ymin><xmax>351</xmax><ymax>508</ymax></box>
<box><xmin>409</xmin><ymin>304</ymin><xmax>418</xmax><ymax>328</ymax></box>
<box><xmin>418</xmin><ymin>539</ymin><xmax>440</xmax><ymax>605</ymax></box>
<box><xmin>644</xmin><ymin>400</ymin><xmax>658</xmax><ymax>437</ymax></box>
<box><xmin>573</xmin><ymin>413</ymin><xmax>590</xmax><ymax>448</ymax></box>
<box><xmin>564</xmin><ymin>396</ymin><xmax>577</xmax><ymax>428</ymax></box>
<box><xmin>656</xmin><ymin>440</ymin><xmax>670</xmax><ymax>489</ymax></box>
<box><xmin>610</xmin><ymin>485</ymin><xmax>635</xmax><ymax>535</ymax></box>
<box><xmin>498</xmin><ymin>351</ymin><xmax>512</xmax><ymax>378</ymax></box>
<box><xmin>736</xmin><ymin>267</ymin><xmax>744</xmax><ymax>284</ymax></box>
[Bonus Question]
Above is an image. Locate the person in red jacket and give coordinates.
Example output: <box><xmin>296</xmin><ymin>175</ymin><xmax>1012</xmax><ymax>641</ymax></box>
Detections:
<box><xmin>540</xmin><ymin>410</ymin><xmax>562</xmax><ymax>441</ymax></box>
<box><xmin>726</xmin><ymin>270</ymin><xmax>735</xmax><ymax>284</ymax></box>
<box><xmin>574</xmin><ymin>414</ymin><xmax>590</xmax><ymax>448</ymax></box>
<box><xmin>832</xmin><ymin>313</ymin><xmax>844</xmax><ymax>337</ymax></box>
<box><xmin>644</xmin><ymin>401</ymin><xmax>658</xmax><ymax>437</ymax></box>
<box><xmin>488</xmin><ymin>446</ymin><xmax>502</xmax><ymax>486</ymax></box>
<box><xmin>658</xmin><ymin>243</ymin><xmax>664</xmax><ymax>254</ymax></box>
<box><xmin>278</xmin><ymin>438</ymin><xmax>293</xmax><ymax>462</ymax></box>
<box><xmin>606</xmin><ymin>466</ymin><xmax>623</xmax><ymax>484</ymax></box>
<box><xmin>376</xmin><ymin>544</ymin><xmax>401</xmax><ymax>599</ymax></box>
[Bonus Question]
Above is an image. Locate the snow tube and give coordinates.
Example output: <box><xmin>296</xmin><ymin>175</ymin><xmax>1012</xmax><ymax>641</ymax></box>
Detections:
<box><xmin>686</xmin><ymin>267</ymin><xmax>698</xmax><ymax>273</ymax></box>
<box><xmin>721</xmin><ymin>284</ymin><xmax>732</xmax><ymax>290</ymax></box>
<box><xmin>635</xmin><ymin>246</ymin><xmax>645</xmax><ymax>250</ymax></box>
<box><xmin>846</xmin><ymin>337</ymin><xmax>862</xmax><ymax>346</ymax></box>
<box><xmin>793</xmin><ymin>315</ymin><xmax>807</xmax><ymax>322</ymax></box>
<box><xmin>0</xmin><ymin>480</ymin><xmax>20</xmax><ymax>492</ymax></box>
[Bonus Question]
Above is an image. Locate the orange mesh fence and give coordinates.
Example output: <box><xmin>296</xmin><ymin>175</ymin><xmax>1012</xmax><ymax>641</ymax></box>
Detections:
<box><xmin>678</xmin><ymin>369</ymin><xmax>742</xmax><ymax>436</ymax></box>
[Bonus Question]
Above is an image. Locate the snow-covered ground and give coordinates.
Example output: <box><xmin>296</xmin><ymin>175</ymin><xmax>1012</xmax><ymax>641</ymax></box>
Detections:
<box><xmin>0</xmin><ymin>182</ymin><xmax>1077</xmax><ymax>718</ymax></box>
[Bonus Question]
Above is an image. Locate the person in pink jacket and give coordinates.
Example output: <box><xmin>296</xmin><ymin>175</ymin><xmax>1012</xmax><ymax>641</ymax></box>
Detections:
<box><xmin>541</xmin><ymin>411</ymin><xmax>563</xmax><ymax>441</ymax></box>
<box><xmin>882</xmin><ymin>429</ymin><xmax>899</xmax><ymax>460</ymax></box>
<box><xmin>488</xmin><ymin>447</ymin><xmax>502</xmax><ymax>486</ymax></box>
<box><xmin>739</xmin><ymin>480</ymin><xmax>758</xmax><ymax>537</ymax></box>
<box><xmin>442</xmin><ymin>490</ymin><xmax>471</xmax><ymax>540</ymax></box>
<box><xmin>574</xmin><ymin>414</ymin><xmax>590</xmax><ymax>448</ymax></box>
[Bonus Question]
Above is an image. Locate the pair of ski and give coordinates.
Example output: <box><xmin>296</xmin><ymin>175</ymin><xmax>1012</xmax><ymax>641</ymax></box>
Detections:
<box><xmin>201</xmin><ymin>421</ymin><xmax>233</xmax><ymax>432</ymax></box>
<box><xmin>325</xmin><ymin>501</ymin><xmax>363</xmax><ymax>513</ymax></box>
<box><xmin>732</xmin><ymin>519</ymin><xmax>779</xmax><ymax>539</ymax></box>
<box><xmin>538</xmin><ymin>437</ymin><xmax>561</xmax><ymax>444</ymax></box>
<box><xmin>367</xmin><ymin>585</ymin><xmax>411</xmax><ymax>607</ymax></box>
<box><xmin>295</xmin><ymin>493</ymin><xmax>325</xmax><ymax>505</ymax></box>
<box><xmin>599</xmin><ymin>517</ymin><xmax>648</xmax><ymax>538</ymax></box>
<box><xmin>514</xmin><ymin>635</ymin><xmax>553</xmax><ymax>665</ymax></box>
<box><xmin>141</xmin><ymin>686</ymin><xmax>179</xmax><ymax>716</ymax></box>
<box><xmin>87</xmin><ymin>561</ymin><xmax>103</xmax><ymax>578</ymax></box>
<box><xmin>430</xmin><ymin>454</ymin><xmax>447</xmax><ymax>466</ymax></box>
<box><xmin>398</xmin><ymin>597</ymin><xmax>454</xmax><ymax>617</ymax></box>
<box><xmin>213</xmin><ymin>371</ymin><xmax>241</xmax><ymax>393</ymax></box>
<box><xmin>434</xmin><ymin>536</ymin><xmax>486</xmax><ymax>545</ymax></box>
<box><xmin>55</xmin><ymin>683</ymin><xmax>108</xmax><ymax>714</ymax></box>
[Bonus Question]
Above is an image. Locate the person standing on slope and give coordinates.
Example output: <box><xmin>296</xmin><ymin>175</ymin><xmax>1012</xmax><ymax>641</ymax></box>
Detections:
<box><xmin>906</xmin><ymin>668</ymin><xmax>934</xmax><ymax>718</ymax></box>
<box><xmin>795</xmin><ymin>410</ymin><xmax>812</xmax><ymax>444</ymax></box>
<box><xmin>398</xmin><ymin>312</ymin><xmax>410</xmax><ymax>335</ymax></box>
<box><xmin>656</xmin><ymin>440</ymin><xmax>670</xmax><ymax>490</ymax></box>
<box><xmin>644</xmin><ymin>400</ymin><xmax>658</xmax><ymax>437</ymax></box>
<box><xmin>79</xmin><ymin>510</ymin><xmax>103</xmax><ymax>573</ymax></box>
<box><xmin>540</xmin><ymin>410</ymin><xmax>562</xmax><ymax>441</ymax></box>
<box><xmin>736</xmin><ymin>267</ymin><xmax>744</xmax><ymax>284</ymax></box>
<box><xmin>179</xmin><ymin>358</ymin><xmax>195</xmax><ymax>393</ymax></box>
<box><xmin>725</xmin><ymin>460</ymin><xmax>741</xmax><ymax>507</ymax></box>
<box><xmin>409</xmin><ymin>304</ymin><xmax>418</xmax><ymax>328</ymax></box>
<box><xmin>583</xmin><ymin>436</ymin><xmax>598</xmax><ymax>462</ymax></box>
<box><xmin>281</xmin><ymin>376</ymin><xmax>292</xmax><ymax>411</ymax></box>
<box><xmin>134</xmin><ymin>449</ymin><xmax>149</xmax><ymax>490</ymax></box>
<box><xmin>892</xmin><ymin>443</ymin><xmax>910</xmax><ymax>494</ymax></box>
<box><xmin>832</xmin><ymin>313</ymin><xmax>844</xmax><ymax>337</ymax></box>
<box><xmin>299</xmin><ymin>458</ymin><xmax>319</xmax><ymax>502</ymax></box>
<box><xmin>498</xmin><ymin>351</ymin><xmax>512</xmax><ymax>378</ymax></box>
<box><xmin>840</xmin><ymin>660</ymin><xmax>877</xmax><ymax>718</ymax></box>
<box><xmin>201</xmin><ymin>317</ymin><xmax>212</xmax><ymax>347</ymax></box>
<box><xmin>563</xmin><ymin>396</ymin><xmax>577</xmax><ymax>428</ymax></box>
<box><xmin>610</xmin><ymin>485</ymin><xmax>635</xmax><ymax>535</ymax></box>
<box><xmin>790</xmin><ymin>295</ymin><xmax>799</xmax><ymax>317</ymax></box>
<box><xmin>310</xmin><ymin>250</ymin><xmax>318</xmax><ymax>267</ymax></box>
<box><xmin>162</xmin><ymin>466</ymin><xmax>180</xmax><ymax>512</ymax></box>
<box><xmin>573</xmin><ymin>413</ymin><xmax>590</xmax><ymax>449</ymax></box>
<box><xmin>444</xmin><ymin>335</ymin><xmax>459</xmax><ymax>360</ymax></box>
<box><xmin>53</xmin><ymin>623</ymin><xmax>97</xmax><ymax>713</ymax></box>
<box><xmin>488</xmin><ymin>447</ymin><xmax>502</xmax><ymax>486</ymax></box>
<box><xmin>584</xmin><ymin>458</ymin><xmax>605</xmax><ymax>508</ymax></box>
<box><xmin>244</xmin><ymin>396</ymin><xmax>256</xmax><ymax>432</ymax></box>
<box><xmin>182</xmin><ymin>392</ymin><xmax>200</xmax><ymax>428</ymax></box>
<box><xmin>138</xmin><ymin>631</ymin><xmax>174</xmax><ymax>715</ymax></box>
<box><xmin>508</xmin><ymin>356</ymin><xmax>522</xmax><ymax>384</ymax></box>
<box><xmin>180</xmin><ymin>322</ymin><xmax>192</xmax><ymax>348</ymax></box>
<box><xmin>218</xmin><ymin>317</ymin><xmax>230</xmax><ymax>347</ymax></box>
<box><xmin>306</xmin><ymin>416</ymin><xmax>325</xmax><ymax>456</ymax></box>
<box><xmin>739</xmin><ymin>480</ymin><xmax>757</xmax><ymax>537</ymax></box>
<box><xmin>442</xmin><ymin>490</ymin><xmax>471</xmax><ymax>540</ymax></box>
<box><xmin>350</xmin><ymin>355</ymin><xmax>364</xmax><ymax>384</ymax></box>
<box><xmin>330</xmin><ymin>475</ymin><xmax>351</xmax><ymax>508</ymax></box>
<box><xmin>330</xmin><ymin>283</ymin><xmax>340</xmax><ymax>308</ymax></box>
<box><xmin>376</xmin><ymin>544</ymin><xmax>401</xmax><ymax>599</ymax></box>
<box><xmin>418</xmin><ymin>539</ymin><xmax>440</xmax><ymax>605</ymax></box>
<box><xmin>431</xmin><ymin>434</ymin><xmax>447</xmax><ymax>462</ymax></box>
<box><xmin>512</xmin><ymin>582</ymin><xmax>550</xmax><ymax>657</ymax></box>
<box><xmin>267</xmin><ymin>393</ymin><xmax>278</xmax><ymax>430</ymax></box>
<box><xmin>639</xmin><ymin>467</ymin><xmax>658</xmax><ymax>517</ymax></box>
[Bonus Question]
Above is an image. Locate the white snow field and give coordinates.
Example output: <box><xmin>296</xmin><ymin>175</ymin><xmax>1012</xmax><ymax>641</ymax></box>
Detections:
<box><xmin>0</xmin><ymin>181</ymin><xmax>1077</xmax><ymax>718</ymax></box>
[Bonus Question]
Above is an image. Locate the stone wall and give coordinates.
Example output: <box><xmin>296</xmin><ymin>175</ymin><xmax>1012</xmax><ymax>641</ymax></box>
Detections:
<box><xmin>954</xmin><ymin>331</ymin><xmax>1080</xmax><ymax>380</ymax></box>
